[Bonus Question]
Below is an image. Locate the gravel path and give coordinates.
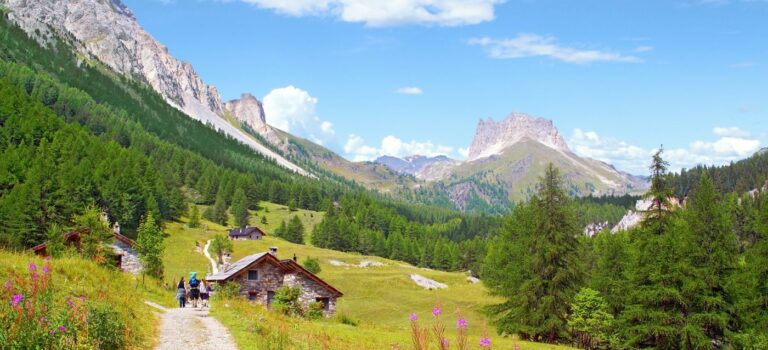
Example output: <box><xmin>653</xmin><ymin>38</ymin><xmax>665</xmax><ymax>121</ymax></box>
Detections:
<box><xmin>203</xmin><ymin>239</ymin><xmax>219</xmax><ymax>274</ymax></box>
<box><xmin>145</xmin><ymin>301</ymin><xmax>237</xmax><ymax>350</ymax></box>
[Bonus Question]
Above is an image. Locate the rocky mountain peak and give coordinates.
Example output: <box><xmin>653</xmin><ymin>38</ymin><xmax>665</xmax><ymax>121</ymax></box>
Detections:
<box><xmin>223</xmin><ymin>93</ymin><xmax>282</xmax><ymax>146</ymax></box>
<box><xmin>467</xmin><ymin>112</ymin><xmax>569</xmax><ymax>161</ymax></box>
<box><xmin>374</xmin><ymin>155</ymin><xmax>458</xmax><ymax>180</ymax></box>
<box><xmin>1</xmin><ymin>0</ymin><xmax>224</xmax><ymax>115</ymax></box>
<box><xmin>1</xmin><ymin>0</ymin><xmax>310</xmax><ymax>176</ymax></box>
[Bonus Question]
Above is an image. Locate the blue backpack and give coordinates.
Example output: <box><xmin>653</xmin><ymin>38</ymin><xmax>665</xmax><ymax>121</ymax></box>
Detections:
<box><xmin>189</xmin><ymin>278</ymin><xmax>199</xmax><ymax>288</ymax></box>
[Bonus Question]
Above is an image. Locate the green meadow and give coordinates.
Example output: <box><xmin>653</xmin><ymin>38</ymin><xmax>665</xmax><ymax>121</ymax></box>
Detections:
<box><xmin>162</xmin><ymin>202</ymin><xmax>574</xmax><ymax>349</ymax></box>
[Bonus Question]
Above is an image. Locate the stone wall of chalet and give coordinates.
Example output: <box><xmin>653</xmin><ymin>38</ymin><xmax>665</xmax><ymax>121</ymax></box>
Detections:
<box><xmin>110</xmin><ymin>241</ymin><xmax>141</xmax><ymax>275</ymax></box>
<box><xmin>283</xmin><ymin>273</ymin><xmax>337</xmax><ymax>316</ymax></box>
<box><xmin>233</xmin><ymin>261</ymin><xmax>283</xmax><ymax>305</ymax></box>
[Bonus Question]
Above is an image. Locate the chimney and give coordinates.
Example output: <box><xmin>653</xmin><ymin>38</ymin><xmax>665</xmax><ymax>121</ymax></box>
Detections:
<box><xmin>268</xmin><ymin>247</ymin><xmax>278</xmax><ymax>256</ymax></box>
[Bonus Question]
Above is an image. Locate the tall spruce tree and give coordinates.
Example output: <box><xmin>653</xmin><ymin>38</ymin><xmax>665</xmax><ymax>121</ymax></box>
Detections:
<box><xmin>483</xmin><ymin>164</ymin><xmax>583</xmax><ymax>343</ymax></box>
<box><xmin>644</xmin><ymin>146</ymin><xmax>674</xmax><ymax>234</ymax></box>
<box><xmin>620</xmin><ymin>149</ymin><xmax>688</xmax><ymax>349</ymax></box>
<box><xmin>286</xmin><ymin>215</ymin><xmax>305</xmax><ymax>244</ymax></box>
<box><xmin>230</xmin><ymin>188</ymin><xmax>249</xmax><ymax>228</ymax></box>
<box><xmin>188</xmin><ymin>204</ymin><xmax>201</xmax><ymax>228</ymax></box>
<box><xmin>136</xmin><ymin>213</ymin><xmax>164</xmax><ymax>279</ymax></box>
<box><xmin>204</xmin><ymin>192</ymin><xmax>228</xmax><ymax>226</ymax></box>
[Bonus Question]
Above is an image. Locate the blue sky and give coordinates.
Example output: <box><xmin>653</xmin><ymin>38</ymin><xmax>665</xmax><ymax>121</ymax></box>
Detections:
<box><xmin>124</xmin><ymin>0</ymin><xmax>767</xmax><ymax>174</ymax></box>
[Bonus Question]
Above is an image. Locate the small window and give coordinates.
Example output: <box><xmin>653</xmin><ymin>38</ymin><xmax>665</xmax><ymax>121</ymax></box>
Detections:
<box><xmin>316</xmin><ymin>297</ymin><xmax>330</xmax><ymax>311</ymax></box>
<box><xmin>247</xmin><ymin>270</ymin><xmax>259</xmax><ymax>281</ymax></box>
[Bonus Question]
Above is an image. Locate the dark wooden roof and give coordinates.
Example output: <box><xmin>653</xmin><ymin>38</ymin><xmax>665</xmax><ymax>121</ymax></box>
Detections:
<box><xmin>31</xmin><ymin>228</ymin><xmax>135</xmax><ymax>254</ymax></box>
<box><xmin>206</xmin><ymin>252</ymin><xmax>342</xmax><ymax>298</ymax></box>
<box><xmin>228</xmin><ymin>226</ymin><xmax>266</xmax><ymax>237</ymax></box>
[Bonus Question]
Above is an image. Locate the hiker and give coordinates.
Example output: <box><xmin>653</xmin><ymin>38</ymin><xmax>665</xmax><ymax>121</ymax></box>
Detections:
<box><xmin>176</xmin><ymin>277</ymin><xmax>186</xmax><ymax>308</ymax></box>
<box><xmin>189</xmin><ymin>272</ymin><xmax>200</xmax><ymax>308</ymax></box>
<box><xmin>200</xmin><ymin>280</ymin><xmax>210</xmax><ymax>308</ymax></box>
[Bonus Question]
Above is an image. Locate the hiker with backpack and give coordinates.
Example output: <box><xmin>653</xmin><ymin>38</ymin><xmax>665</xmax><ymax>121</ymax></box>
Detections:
<box><xmin>176</xmin><ymin>277</ymin><xmax>187</xmax><ymax>308</ymax></box>
<box><xmin>200</xmin><ymin>280</ymin><xmax>210</xmax><ymax>308</ymax></box>
<box><xmin>189</xmin><ymin>272</ymin><xmax>201</xmax><ymax>308</ymax></box>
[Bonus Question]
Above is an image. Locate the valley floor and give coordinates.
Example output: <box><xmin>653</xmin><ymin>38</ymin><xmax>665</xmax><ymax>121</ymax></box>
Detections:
<box><xmin>157</xmin><ymin>202</ymin><xmax>575</xmax><ymax>350</ymax></box>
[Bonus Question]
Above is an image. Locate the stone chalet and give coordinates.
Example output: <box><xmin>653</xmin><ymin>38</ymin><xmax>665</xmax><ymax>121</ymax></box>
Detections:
<box><xmin>205</xmin><ymin>249</ymin><xmax>342</xmax><ymax>316</ymax></box>
<box><xmin>228</xmin><ymin>226</ymin><xmax>266</xmax><ymax>240</ymax></box>
<box><xmin>31</xmin><ymin>227</ymin><xmax>142</xmax><ymax>274</ymax></box>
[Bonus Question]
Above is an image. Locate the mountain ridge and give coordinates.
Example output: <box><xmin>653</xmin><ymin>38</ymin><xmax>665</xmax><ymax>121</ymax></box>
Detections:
<box><xmin>0</xmin><ymin>0</ymin><xmax>310</xmax><ymax>176</ymax></box>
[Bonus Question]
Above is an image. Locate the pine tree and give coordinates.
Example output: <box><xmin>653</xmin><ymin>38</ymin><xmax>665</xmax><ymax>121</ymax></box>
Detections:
<box><xmin>274</xmin><ymin>220</ymin><xmax>288</xmax><ymax>240</ymax></box>
<box><xmin>45</xmin><ymin>223</ymin><xmax>66</xmax><ymax>258</ymax></box>
<box><xmin>209</xmin><ymin>233</ymin><xmax>233</xmax><ymax>265</ymax></box>
<box><xmin>621</xmin><ymin>150</ymin><xmax>688</xmax><ymax>349</ymax></box>
<box><xmin>643</xmin><ymin>146</ymin><xmax>674</xmax><ymax>234</ymax></box>
<box><xmin>204</xmin><ymin>192</ymin><xmax>228</xmax><ymax>226</ymax></box>
<box><xmin>483</xmin><ymin>164</ymin><xmax>583</xmax><ymax>343</ymax></box>
<box><xmin>286</xmin><ymin>216</ymin><xmax>305</xmax><ymax>244</ymax></box>
<box><xmin>230</xmin><ymin>188</ymin><xmax>249</xmax><ymax>228</ymax></box>
<box><xmin>679</xmin><ymin>173</ymin><xmax>739</xmax><ymax>348</ymax></box>
<box><xmin>74</xmin><ymin>205</ymin><xmax>112</xmax><ymax>263</ymax></box>
<box><xmin>188</xmin><ymin>205</ymin><xmax>200</xmax><ymax>228</ymax></box>
<box><xmin>136</xmin><ymin>212</ymin><xmax>164</xmax><ymax>279</ymax></box>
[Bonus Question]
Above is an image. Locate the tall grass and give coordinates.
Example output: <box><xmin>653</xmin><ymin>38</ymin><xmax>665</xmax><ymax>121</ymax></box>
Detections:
<box><xmin>0</xmin><ymin>251</ymin><xmax>157</xmax><ymax>349</ymax></box>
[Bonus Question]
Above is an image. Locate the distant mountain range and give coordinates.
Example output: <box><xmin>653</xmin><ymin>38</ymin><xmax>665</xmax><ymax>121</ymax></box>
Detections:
<box><xmin>374</xmin><ymin>114</ymin><xmax>649</xmax><ymax>208</ymax></box>
<box><xmin>0</xmin><ymin>0</ymin><xmax>648</xmax><ymax>212</ymax></box>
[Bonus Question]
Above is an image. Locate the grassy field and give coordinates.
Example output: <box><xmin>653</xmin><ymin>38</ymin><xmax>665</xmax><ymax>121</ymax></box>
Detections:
<box><xmin>0</xmin><ymin>251</ymin><xmax>161</xmax><ymax>349</ymax></box>
<box><xmin>163</xmin><ymin>201</ymin><xmax>575</xmax><ymax>349</ymax></box>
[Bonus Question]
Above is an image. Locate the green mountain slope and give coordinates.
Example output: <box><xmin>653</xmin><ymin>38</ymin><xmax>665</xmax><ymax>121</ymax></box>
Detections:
<box><xmin>442</xmin><ymin>138</ymin><xmax>647</xmax><ymax>206</ymax></box>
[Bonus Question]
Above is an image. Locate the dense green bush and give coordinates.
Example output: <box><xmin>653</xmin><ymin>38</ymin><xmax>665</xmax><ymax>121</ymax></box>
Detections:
<box><xmin>88</xmin><ymin>302</ymin><xmax>126</xmax><ymax>350</ymax></box>
<box><xmin>271</xmin><ymin>286</ymin><xmax>303</xmax><ymax>317</ymax></box>
<box><xmin>306</xmin><ymin>301</ymin><xmax>325</xmax><ymax>320</ymax></box>
<box><xmin>302</xmin><ymin>257</ymin><xmax>321</xmax><ymax>275</ymax></box>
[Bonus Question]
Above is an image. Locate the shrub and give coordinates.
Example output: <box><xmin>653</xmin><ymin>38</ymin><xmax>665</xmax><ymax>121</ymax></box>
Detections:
<box><xmin>271</xmin><ymin>286</ymin><xmax>303</xmax><ymax>317</ymax></box>
<box><xmin>88</xmin><ymin>302</ymin><xmax>126</xmax><ymax>350</ymax></box>
<box><xmin>306</xmin><ymin>301</ymin><xmax>325</xmax><ymax>320</ymax></box>
<box><xmin>214</xmin><ymin>282</ymin><xmax>241</xmax><ymax>300</ymax></box>
<box><xmin>303</xmin><ymin>257</ymin><xmax>321</xmax><ymax>275</ymax></box>
<box><xmin>336</xmin><ymin>313</ymin><xmax>358</xmax><ymax>327</ymax></box>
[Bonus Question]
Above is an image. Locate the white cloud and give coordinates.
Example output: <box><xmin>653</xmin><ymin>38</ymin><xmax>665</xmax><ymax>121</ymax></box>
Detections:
<box><xmin>713</xmin><ymin>126</ymin><xmax>750</xmax><ymax>138</ymax></box>
<box><xmin>344</xmin><ymin>134</ymin><xmax>455</xmax><ymax>161</ymax></box>
<box><xmin>457</xmin><ymin>147</ymin><xmax>470</xmax><ymax>159</ymax></box>
<box><xmin>634</xmin><ymin>45</ymin><xmax>654</xmax><ymax>53</ymax></box>
<box><xmin>395</xmin><ymin>86</ymin><xmax>424</xmax><ymax>95</ymax></box>
<box><xmin>239</xmin><ymin>0</ymin><xmax>504</xmax><ymax>27</ymax></box>
<box><xmin>263</xmin><ymin>86</ymin><xmax>335</xmax><ymax>145</ymax></box>
<box><xmin>468</xmin><ymin>34</ymin><xmax>642</xmax><ymax>64</ymax></box>
<box><xmin>569</xmin><ymin>127</ymin><xmax>763</xmax><ymax>174</ymax></box>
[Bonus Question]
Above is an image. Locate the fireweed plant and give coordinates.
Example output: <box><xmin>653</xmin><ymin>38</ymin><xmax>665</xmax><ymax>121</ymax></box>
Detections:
<box><xmin>408</xmin><ymin>306</ymin><xmax>492</xmax><ymax>350</ymax></box>
<box><xmin>1</xmin><ymin>259</ymin><xmax>91</xmax><ymax>349</ymax></box>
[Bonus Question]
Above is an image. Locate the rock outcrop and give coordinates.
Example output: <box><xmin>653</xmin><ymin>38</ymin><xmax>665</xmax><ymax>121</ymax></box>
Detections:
<box><xmin>374</xmin><ymin>155</ymin><xmax>459</xmax><ymax>181</ymax></box>
<box><xmin>224</xmin><ymin>93</ymin><xmax>283</xmax><ymax>146</ymax></box>
<box><xmin>468</xmin><ymin>113</ymin><xmax>569</xmax><ymax>161</ymax></box>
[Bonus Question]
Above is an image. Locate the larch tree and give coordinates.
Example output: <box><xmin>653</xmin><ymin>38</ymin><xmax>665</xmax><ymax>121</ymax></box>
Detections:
<box><xmin>620</xmin><ymin>149</ymin><xmax>688</xmax><ymax>349</ymax></box>
<box><xmin>136</xmin><ymin>212</ymin><xmax>164</xmax><ymax>279</ymax></box>
<box><xmin>230</xmin><ymin>188</ymin><xmax>249</xmax><ymax>228</ymax></box>
<box><xmin>483</xmin><ymin>164</ymin><xmax>583</xmax><ymax>343</ymax></box>
<box><xmin>188</xmin><ymin>204</ymin><xmax>200</xmax><ymax>228</ymax></box>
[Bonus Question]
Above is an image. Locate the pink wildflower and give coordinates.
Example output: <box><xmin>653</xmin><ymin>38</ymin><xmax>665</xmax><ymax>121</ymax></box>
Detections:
<box><xmin>432</xmin><ymin>306</ymin><xmax>442</xmax><ymax>317</ymax></box>
<box><xmin>479</xmin><ymin>337</ymin><xmax>492</xmax><ymax>348</ymax></box>
<box><xmin>31</xmin><ymin>273</ymin><xmax>40</xmax><ymax>280</ymax></box>
<box><xmin>409</xmin><ymin>313</ymin><xmax>418</xmax><ymax>322</ymax></box>
<box><xmin>42</xmin><ymin>266</ymin><xmax>50</xmax><ymax>274</ymax></box>
<box><xmin>3</xmin><ymin>281</ymin><xmax>11</xmax><ymax>289</ymax></box>
<box><xmin>28</xmin><ymin>263</ymin><xmax>37</xmax><ymax>272</ymax></box>
<box><xmin>11</xmin><ymin>294</ymin><xmax>23</xmax><ymax>307</ymax></box>
<box><xmin>58</xmin><ymin>325</ymin><xmax>66</xmax><ymax>332</ymax></box>
<box><xmin>457</xmin><ymin>318</ymin><xmax>468</xmax><ymax>330</ymax></box>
